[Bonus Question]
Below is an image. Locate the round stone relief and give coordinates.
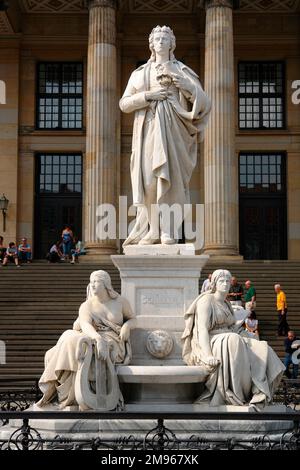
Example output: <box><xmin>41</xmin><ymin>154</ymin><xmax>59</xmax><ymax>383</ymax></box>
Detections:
<box><xmin>146</xmin><ymin>330</ymin><xmax>174</xmax><ymax>359</ymax></box>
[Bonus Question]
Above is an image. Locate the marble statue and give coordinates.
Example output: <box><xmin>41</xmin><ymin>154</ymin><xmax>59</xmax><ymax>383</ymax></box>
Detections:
<box><xmin>120</xmin><ymin>25</ymin><xmax>211</xmax><ymax>245</ymax></box>
<box><xmin>37</xmin><ymin>270</ymin><xmax>136</xmax><ymax>410</ymax></box>
<box><xmin>182</xmin><ymin>269</ymin><xmax>285</xmax><ymax>408</ymax></box>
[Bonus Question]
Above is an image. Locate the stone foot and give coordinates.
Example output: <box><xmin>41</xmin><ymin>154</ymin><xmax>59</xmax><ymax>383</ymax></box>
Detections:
<box><xmin>161</xmin><ymin>233</ymin><xmax>177</xmax><ymax>245</ymax></box>
<box><xmin>139</xmin><ymin>232</ymin><xmax>160</xmax><ymax>245</ymax></box>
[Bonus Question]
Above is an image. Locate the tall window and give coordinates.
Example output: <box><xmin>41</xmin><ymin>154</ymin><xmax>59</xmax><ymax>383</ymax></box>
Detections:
<box><xmin>37</xmin><ymin>63</ymin><xmax>83</xmax><ymax>130</ymax></box>
<box><xmin>238</xmin><ymin>62</ymin><xmax>285</xmax><ymax>130</ymax></box>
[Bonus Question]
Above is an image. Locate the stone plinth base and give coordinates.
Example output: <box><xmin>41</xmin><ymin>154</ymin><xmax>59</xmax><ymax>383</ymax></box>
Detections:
<box><xmin>123</xmin><ymin>244</ymin><xmax>196</xmax><ymax>256</ymax></box>
<box><xmin>203</xmin><ymin>250</ymin><xmax>244</xmax><ymax>262</ymax></box>
<box><xmin>1</xmin><ymin>406</ymin><xmax>294</xmax><ymax>441</ymax></box>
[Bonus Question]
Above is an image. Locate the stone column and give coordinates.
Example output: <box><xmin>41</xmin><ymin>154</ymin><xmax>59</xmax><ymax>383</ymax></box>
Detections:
<box><xmin>85</xmin><ymin>0</ymin><xmax>118</xmax><ymax>256</ymax></box>
<box><xmin>203</xmin><ymin>0</ymin><xmax>240</xmax><ymax>257</ymax></box>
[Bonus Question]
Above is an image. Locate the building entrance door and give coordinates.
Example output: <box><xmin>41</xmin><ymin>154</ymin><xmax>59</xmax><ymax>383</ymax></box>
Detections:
<box><xmin>34</xmin><ymin>154</ymin><xmax>82</xmax><ymax>258</ymax></box>
<box><xmin>239</xmin><ymin>153</ymin><xmax>287</xmax><ymax>260</ymax></box>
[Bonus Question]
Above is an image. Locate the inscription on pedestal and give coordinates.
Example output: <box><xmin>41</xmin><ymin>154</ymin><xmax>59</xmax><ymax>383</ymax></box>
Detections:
<box><xmin>137</xmin><ymin>288</ymin><xmax>183</xmax><ymax>316</ymax></box>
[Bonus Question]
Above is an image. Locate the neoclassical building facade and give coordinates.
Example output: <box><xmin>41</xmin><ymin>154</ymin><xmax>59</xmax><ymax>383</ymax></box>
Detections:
<box><xmin>0</xmin><ymin>0</ymin><xmax>299</xmax><ymax>260</ymax></box>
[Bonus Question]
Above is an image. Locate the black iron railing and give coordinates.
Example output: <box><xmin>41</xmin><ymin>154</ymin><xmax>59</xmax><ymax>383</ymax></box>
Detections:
<box><xmin>0</xmin><ymin>378</ymin><xmax>300</xmax><ymax>451</ymax></box>
<box><xmin>0</xmin><ymin>410</ymin><xmax>299</xmax><ymax>451</ymax></box>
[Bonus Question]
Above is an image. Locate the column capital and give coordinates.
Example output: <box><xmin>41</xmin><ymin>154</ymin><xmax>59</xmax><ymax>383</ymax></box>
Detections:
<box><xmin>201</xmin><ymin>0</ymin><xmax>239</xmax><ymax>9</ymax></box>
<box><xmin>85</xmin><ymin>0</ymin><xmax>117</xmax><ymax>10</ymax></box>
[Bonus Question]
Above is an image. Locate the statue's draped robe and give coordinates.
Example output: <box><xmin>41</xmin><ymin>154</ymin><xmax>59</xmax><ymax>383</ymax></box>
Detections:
<box><xmin>182</xmin><ymin>294</ymin><xmax>285</xmax><ymax>407</ymax></box>
<box><xmin>119</xmin><ymin>60</ymin><xmax>211</xmax><ymax>245</ymax></box>
<box><xmin>37</xmin><ymin>316</ymin><xmax>131</xmax><ymax>409</ymax></box>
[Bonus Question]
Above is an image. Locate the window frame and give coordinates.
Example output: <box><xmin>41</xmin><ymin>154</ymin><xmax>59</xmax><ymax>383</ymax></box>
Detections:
<box><xmin>239</xmin><ymin>151</ymin><xmax>287</xmax><ymax>197</ymax></box>
<box><xmin>36</xmin><ymin>62</ymin><xmax>83</xmax><ymax>131</ymax></box>
<box><xmin>238</xmin><ymin>61</ymin><xmax>286</xmax><ymax>131</ymax></box>
<box><xmin>36</xmin><ymin>153</ymin><xmax>83</xmax><ymax>195</ymax></box>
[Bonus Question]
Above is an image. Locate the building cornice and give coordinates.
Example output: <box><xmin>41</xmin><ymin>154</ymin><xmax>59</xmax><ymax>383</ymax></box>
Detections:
<box><xmin>200</xmin><ymin>0</ymin><xmax>239</xmax><ymax>9</ymax></box>
<box><xmin>85</xmin><ymin>0</ymin><xmax>116</xmax><ymax>8</ymax></box>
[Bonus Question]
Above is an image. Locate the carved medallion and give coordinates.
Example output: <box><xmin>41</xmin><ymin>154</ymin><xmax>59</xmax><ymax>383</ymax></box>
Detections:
<box><xmin>146</xmin><ymin>330</ymin><xmax>174</xmax><ymax>359</ymax></box>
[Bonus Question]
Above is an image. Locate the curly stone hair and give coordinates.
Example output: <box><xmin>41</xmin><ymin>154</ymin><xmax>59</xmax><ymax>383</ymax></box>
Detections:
<box><xmin>148</xmin><ymin>25</ymin><xmax>176</xmax><ymax>62</ymax></box>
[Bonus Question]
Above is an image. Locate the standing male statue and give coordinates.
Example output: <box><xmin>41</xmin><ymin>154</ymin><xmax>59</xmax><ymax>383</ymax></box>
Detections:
<box><xmin>120</xmin><ymin>25</ymin><xmax>211</xmax><ymax>246</ymax></box>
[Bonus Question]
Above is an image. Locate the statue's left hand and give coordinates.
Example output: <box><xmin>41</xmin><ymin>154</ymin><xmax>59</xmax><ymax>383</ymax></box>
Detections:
<box><xmin>120</xmin><ymin>323</ymin><xmax>130</xmax><ymax>342</ymax></box>
<box><xmin>171</xmin><ymin>73</ymin><xmax>193</xmax><ymax>93</ymax></box>
<box><xmin>96</xmin><ymin>338</ymin><xmax>108</xmax><ymax>360</ymax></box>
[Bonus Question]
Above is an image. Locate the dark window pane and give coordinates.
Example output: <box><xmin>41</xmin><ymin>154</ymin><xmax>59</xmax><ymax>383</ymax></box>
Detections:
<box><xmin>255</xmin><ymin>175</ymin><xmax>261</xmax><ymax>184</ymax></box>
<box><xmin>255</xmin><ymin>155</ymin><xmax>261</xmax><ymax>165</ymax></box>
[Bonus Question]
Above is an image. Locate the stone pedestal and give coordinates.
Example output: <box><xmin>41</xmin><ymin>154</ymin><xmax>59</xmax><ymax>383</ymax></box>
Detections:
<box><xmin>112</xmin><ymin>254</ymin><xmax>208</xmax><ymax>364</ymax></box>
<box><xmin>111</xmin><ymin>253</ymin><xmax>209</xmax><ymax>405</ymax></box>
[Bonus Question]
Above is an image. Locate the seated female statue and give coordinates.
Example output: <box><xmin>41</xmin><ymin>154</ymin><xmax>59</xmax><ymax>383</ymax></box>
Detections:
<box><xmin>37</xmin><ymin>270</ymin><xmax>136</xmax><ymax>410</ymax></box>
<box><xmin>182</xmin><ymin>269</ymin><xmax>285</xmax><ymax>408</ymax></box>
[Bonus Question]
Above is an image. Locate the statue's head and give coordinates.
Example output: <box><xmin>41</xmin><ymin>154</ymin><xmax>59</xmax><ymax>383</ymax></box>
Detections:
<box><xmin>210</xmin><ymin>269</ymin><xmax>232</xmax><ymax>295</ymax></box>
<box><xmin>148</xmin><ymin>25</ymin><xmax>176</xmax><ymax>62</ymax></box>
<box><xmin>87</xmin><ymin>270</ymin><xmax>118</xmax><ymax>300</ymax></box>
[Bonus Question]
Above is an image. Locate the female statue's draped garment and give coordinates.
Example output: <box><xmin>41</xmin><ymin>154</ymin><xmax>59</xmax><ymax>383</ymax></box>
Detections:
<box><xmin>37</xmin><ymin>301</ymin><xmax>132</xmax><ymax>410</ymax></box>
<box><xmin>182</xmin><ymin>293</ymin><xmax>285</xmax><ymax>407</ymax></box>
<box><xmin>120</xmin><ymin>60</ymin><xmax>211</xmax><ymax>245</ymax></box>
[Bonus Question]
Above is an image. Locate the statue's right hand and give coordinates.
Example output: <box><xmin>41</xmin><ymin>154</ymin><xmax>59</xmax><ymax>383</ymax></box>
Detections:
<box><xmin>145</xmin><ymin>89</ymin><xmax>168</xmax><ymax>101</ymax></box>
<box><xmin>96</xmin><ymin>338</ymin><xmax>108</xmax><ymax>361</ymax></box>
<box><xmin>204</xmin><ymin>356</ymin><xmax>220</xmax><ymax>368</ymax></box>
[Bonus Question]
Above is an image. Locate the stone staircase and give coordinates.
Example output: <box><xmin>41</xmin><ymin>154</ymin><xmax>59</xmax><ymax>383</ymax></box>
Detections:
<box><xmin>0</xmin><ymin>259</ymin><xmax>299</xmax><ymax>388</ymax></box>
<box><xmin>0</xmin><ymin>262</ymin><xmax>121</xmax><ymax>388</ymax></box>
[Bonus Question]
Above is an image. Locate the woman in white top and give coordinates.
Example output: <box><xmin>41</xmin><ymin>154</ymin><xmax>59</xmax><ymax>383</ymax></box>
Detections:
<box><xmin>245</xmin><ymin>311</ymin><xmax>259</xmax><ymax>340</ymax></box>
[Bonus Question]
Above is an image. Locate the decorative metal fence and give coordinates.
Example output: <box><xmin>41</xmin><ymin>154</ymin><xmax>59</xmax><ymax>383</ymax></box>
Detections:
<box><xmin>0</xmin><ymin>378</ymin><xmax>300</xmax><ymax>451</ymax></box>
<box><xmin>0</xmin><ymin>410</ymin><xmax>299</xmax><ymax>451</ymax></box>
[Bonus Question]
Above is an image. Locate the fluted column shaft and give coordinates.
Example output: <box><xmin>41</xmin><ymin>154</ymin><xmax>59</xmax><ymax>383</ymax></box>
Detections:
<box><xmin>203</xmin><ymin>1</ymin><xmax>239</xmax><ymax>256</ymax></box>
<box><xmin>85</xmin><ymin>0</ymin><xmax>117</xmax><ymax>255</ymax></box>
